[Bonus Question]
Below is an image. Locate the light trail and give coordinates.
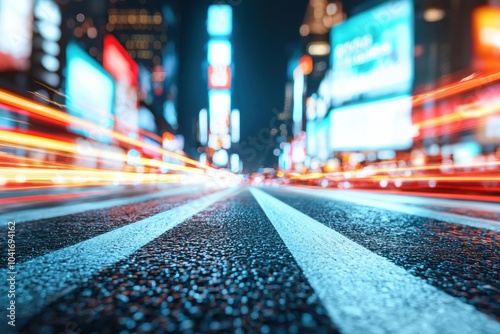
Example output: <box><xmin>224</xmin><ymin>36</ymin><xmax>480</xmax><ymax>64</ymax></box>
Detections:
<box><xmin>0</xmin><ymin>167</ymin><xmax>185</xmax><ymax>185</ymax></box>
<box><xmin>412</xmin><ymin>71</ymin><xmax>500</xmax><ymax>107</ymax></box>
<box><xmin>412</xmin><ymin>99</ymin><xmax>500</xmax><ymax>136</ymax></box>
<box><xmin>0</xmin><ymin>189</ymin><xmax>114</xmax><ymax>206</ymax></box>
<box><xmin>291</xmin><ymin>160</ymin><xmax>500</xmax><ymax>180</ymax></box>
<box><xmin>0</xmin><ymin>130</ymin><xmax>205</xmax><ymax>175</ymax></box>
<box><xmin>0</xmin><ymin>89</ymin><xmax>214</xmax><ymax>171</ymax></box>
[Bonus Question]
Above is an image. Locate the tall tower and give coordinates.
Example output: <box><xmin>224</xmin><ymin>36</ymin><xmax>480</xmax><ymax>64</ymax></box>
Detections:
<box><xmin>201</xmin><ymin>4</ymin><xmax>240</xmax><ymax>172</ymax></box>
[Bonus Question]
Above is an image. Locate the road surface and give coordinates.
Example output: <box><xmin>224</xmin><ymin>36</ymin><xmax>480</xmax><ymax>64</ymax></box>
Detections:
<box><xmin>0</xmin><ymin>185</ymin><xmax>499</xmax><ymax>334</ymax></box>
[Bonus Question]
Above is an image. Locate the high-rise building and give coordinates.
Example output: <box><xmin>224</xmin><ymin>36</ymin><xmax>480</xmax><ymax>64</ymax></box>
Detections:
<box><xmin>107</xmin><ymin>0</ymin><xmax>180</xmax><ymax>135</ymax></box>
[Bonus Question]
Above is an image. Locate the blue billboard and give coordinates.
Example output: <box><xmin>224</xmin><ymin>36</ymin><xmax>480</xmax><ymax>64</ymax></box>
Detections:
<box><xmin>330</xmin><ymin>0</ymin><xmax>414</xmax><ymax>106</ymax></box>
<box><xmin>207</xmin><ymin>5</ymin><xmax>232</xmax><ymax>37</ymax></box>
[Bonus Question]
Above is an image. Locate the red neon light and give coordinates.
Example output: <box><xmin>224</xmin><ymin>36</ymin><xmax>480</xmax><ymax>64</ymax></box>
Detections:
<box><xmin>208</xmin><ymin>65</ymin><xmax>231</xmax><ymax>89</ymax></box>
<box><xmin>103</xmin><ymin>34</ymin><xmax>139</xmax><ymax>87</ymax></box>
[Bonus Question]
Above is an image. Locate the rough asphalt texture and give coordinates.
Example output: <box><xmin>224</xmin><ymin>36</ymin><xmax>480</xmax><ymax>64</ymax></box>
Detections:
<box><xmin>0</xmin><ymin>191</ymin><xmax>214</xmax><ymax>267</ymax></box>
<box><xmin>266</xmin><ymin>188</ymin><xmax>500</xmax><ymax>321</ymax></box>
<box><xmin>22</xmin><ymin>192</ymin><xmax>337</xmax><ymax>334</ymax></box>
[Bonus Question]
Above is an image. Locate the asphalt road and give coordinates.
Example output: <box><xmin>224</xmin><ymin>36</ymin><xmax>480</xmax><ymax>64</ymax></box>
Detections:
<box><xmin>0</xmin><ymin>185</ymin><xmax>499</xmax><ymax>334</ymax></box>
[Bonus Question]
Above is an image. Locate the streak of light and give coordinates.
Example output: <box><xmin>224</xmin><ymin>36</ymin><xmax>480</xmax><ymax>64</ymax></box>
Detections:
<box><xmin>288</xmin><ymin>158</ymin><xmax>500</xmax><ymax>199</ymax></box>
<box><xmin>0</xmin><ymin>144</ymin><xmax>141</xmax><ymax>173</ymax></box>
<box><xmin>293</xmin><ymin>172</ymin><xmax>500</xmax><ymax>183</ymax></box>
<box><xmin>412</xmin><ymin>71</ymin><xmax>500</xmax><ymax>107</ymax></box>
<box><xmin>29</xmin><ymin>90</ymin><xmax>67</xmax><ymax>109</ymax></box>
<box><xmin>0</xmin><ymin>130</ymin><xmax>205</xmax><ymax>174</ymax></box>
<box><xmin>292</xmin><ymin>160</ymin><xmax>500</xmax><ymax>181</ymax></box>
<box><xmin>0</xmin><ymin>116</ymin><xmax>29</xmax><ymax>126</ymax></box>
<box><xmin>0</xmin><ymin>89</ymin><xmax>214</xmax><ymax>171</ymax></box>
<box><xmin>367</xmin><ymin>175</ymin><xmax>500</xmax><ymax>182</ymax></box>
<box><xmin>412</xmin><ymin>100</ymin><xmax>500</xmax><ymax>134</ymax></box>
<box><xmin>0</xmin><ymin>183</ymin><xmax>122</xmax><ymax>193</ymax></box>
<box><xmin>0</xmin><ymin>167</ymin><xmax>185</xmax><ymax>186</ymax></box>
<box><xmin>32</xmin><ymin>80</ymin><xmax>66</xmax><ymax>97</ymax></box>
<box><xmin>0</xmin><ymin>190</ymin><xmax>113</xmax><ymax>206</ymax></box>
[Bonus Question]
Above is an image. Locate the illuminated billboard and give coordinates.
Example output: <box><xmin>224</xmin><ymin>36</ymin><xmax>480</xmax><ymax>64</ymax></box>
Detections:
<box><xmin>104</xmin><ymin>34</ymin><xmax>139</xmax><ymax>139</ymax></box>
<box><xmin>472</xmin><ymin>6</ymin><xmax>500</xmax><ymax>71</ymax></box>
<box><xmin>207</xmin><ymin>5</ymin><xmax>232</xmax><ymax>36</ymax></box>
<box><xmin>329</xmin><ymin>95</ymin><xmax>413</xmax><ymax>150</ymax></box>
<box><xmin>209</xmin><ymin>90</ymin><xmax>231</xmax><ymax>135</ymax></box>
<box><xmin>317</xmin><ymin>116</ymin><xmax>330</xmax><ymax>161</ymax></box>
<box><xmin>330</xmin><ymin>0</ymin><xmax>414</xmax><ymax>106</ymax></box>
<box><xmin>306</xmin><ymin>120</ymin><xmax>317</xmax><ymax>157</ymax></box>
<box><xmin>291</xmin><ymin>132</ymin><xmax>307</xmax><ymax>164</ymax></box>
<box><xmin>0</xmin><ymin>1</ymin><xmax>34</xmax><ymax>72</ymax></box>
<box><xmin>66</xmin><ymin>42</ymin><xmax>115</xmax><ymax>142</ymax></box>
<box><xmin>208</xmin><ymin>65</ymin><xmax>231</xmax><ymax>89</ymax></box>
<box><xmin>208</xmin><ymin>40</ymin><xmax>232</xmax><ymax>66</ymax></box>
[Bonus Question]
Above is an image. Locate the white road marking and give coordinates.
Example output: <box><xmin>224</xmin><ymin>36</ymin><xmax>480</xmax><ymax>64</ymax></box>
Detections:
<box><xmin>284</xmin><ymin>186</ymin><xmax>500</xmax><ymax>232</ymax></box>
<box><xmin>0</xmin><ymin>185</ymin><xmax>203</xmax><ymax>224</ymax></box>
<box><xmin>250</xmin><ymin>188</ymin><xmax>500</xmax><ymax>334</ymax></box>
<box><xmin>0</xmin><ymin>187</ymin><xmax>239</xmax><ymax>328</ymax></box>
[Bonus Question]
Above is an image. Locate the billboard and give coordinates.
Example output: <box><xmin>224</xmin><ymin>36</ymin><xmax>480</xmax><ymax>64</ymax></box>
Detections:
<box><xmin>207</xmin><ymin>5</ymin><xmax>232</xmax><ymax>37</ymax></box>
<box><xmin>0</xmin><ymin>1</ymin><xmax>34</xmax><ymax>72</ymax></box>
<box><xmin>291</xmin><ymin>132</ymin><xmax>306</xmax><ymax>164</ymax></box>
<box><xmin>330</xmin><ymin>0</ymin><xmax>413</xmax><ymax>106</ymax></box>
<box><xmin>103</xmin><ymin>34</ymin><xmax>139</xmax><ymax>139</ymax></box>
<box><xmin>329</xmin><ymin>95</ymin><xmax>413</xmax><ymax>150</ymax></box>
<box><xmin>209</xmin><ymin>90</ymin><xmax>231</xmax><ymax>136</ymax></box>
<box><xmin>66</xmin><ymin>42</ymin><xmax>115</xmax><ymax>142</ymax></box>
<box><xmin>207</xmin><ymin>40</ymin><xmax>231</xmax><ymax>66</ymax></box>
<box><xmin>472</xmin><ymin>6</ymin><xmax>500</xmax><ymax>71</ymax></box>
<box><xmin>317</xmin><ymin>116</ymin><xmax>330</xmax><ymax>161</ymax></box>
<box><xmin>306</xmin><ymin>120</ymin><xmax>317</xmax><ymax>157</ymax></box>
<box><xmin>208</xmin><ymin>65</ymin><xmax>231</xmax><ymax>89</ymax></box>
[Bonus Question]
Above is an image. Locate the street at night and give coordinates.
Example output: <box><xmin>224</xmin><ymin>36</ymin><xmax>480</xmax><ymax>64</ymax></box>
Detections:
<box><xmin>1</xmin><ymin>0</ymin><xmax>500</xmax><ymax>333</ymax></box>
<box><xmin>0</xmin><ymin>185</ymin><xmax>499</xmax><ymax>333</ymax></box>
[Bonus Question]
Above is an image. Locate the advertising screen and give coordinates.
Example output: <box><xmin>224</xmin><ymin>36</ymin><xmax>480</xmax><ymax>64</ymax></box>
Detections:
<box><xmin>316</xmin><ymin>116</ymin><xmax>330</xmax><ymax>161</ymax></box>
<box><xmin>66</xmin><ymin>43</ymin><xmax>115</xmax><ymax>142</ymax></box>
<box><xmin>472</xmin><ymin>6</ymin><xmax>500</xmax><ymax>71</ymax></box>
<box><xmin>0</xmin><ymin>1</ymin><xmax>34</xmax><ymax>71</ymax></box>
<box><xmin>207</xmin><ymin>5</ymin><xmax>232</xmax><ymax>37</ymax></box>
<box><xmin>138</xmin><ymin>64</ymin><xmax>153</xmax><ymax>103</ymax></box>
<box><xmin>329</xmin><ymin>95</ymin><xmax>413</xmax><ymax>150</ymax></box>
<box><xmin>330</xmin><ymin>0</ymin><xmax>413</xmax><ymax>106</ymax></box>
<box><xmin>207</xmin><ymin>40</ymin><xmax>232</xmax><ymax>66</ymax></box>
<box><xmin>291</xmin><ymin>132</ymin><xmax>306</xmax><ymax>164</ymax></box>
<box><xmin>104</xmin><ymin>34</ymin><xmax>139</xmax><ymax>139</ymax></box>
<box><xmin>208</xmin><ymin>65</ymin><xmax>231</xmax><ymax>89</ymax></box>
<box><xmin>209</xmin><ymin>90</ymin><xmax>231</xmax><ymax>135</ymax></box>
<box><xmin>306</xmin><ymin>120</ymin><xmax>317</xmax><ymax>157</ymax></box>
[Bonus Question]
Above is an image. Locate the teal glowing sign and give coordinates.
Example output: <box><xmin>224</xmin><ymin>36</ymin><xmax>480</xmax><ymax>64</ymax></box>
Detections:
<box><xmin>330</xmin><ymin>0</ymin><xmax>414</xmax><ymax>106</ymax></box>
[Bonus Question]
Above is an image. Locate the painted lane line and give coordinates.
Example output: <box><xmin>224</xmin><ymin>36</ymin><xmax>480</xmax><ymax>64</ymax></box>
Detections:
<box><xmin>0</xmin><ymin>185</ymin><xmax>203</xmax><ymax>224</ymax></box>
<box><xmin>0</xmin><ymin>187</ymin><xmax>239</xmax><ymax>328</ymax></box>
<box><xmin>250</xmin><ymin>188</ymin><xmax>500</xmax><ymax>334</ymax></box>
<box><xmin>284</xmin><ymin>186</ymin><xmax>500</xmax><ymax>232</ymax></box>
